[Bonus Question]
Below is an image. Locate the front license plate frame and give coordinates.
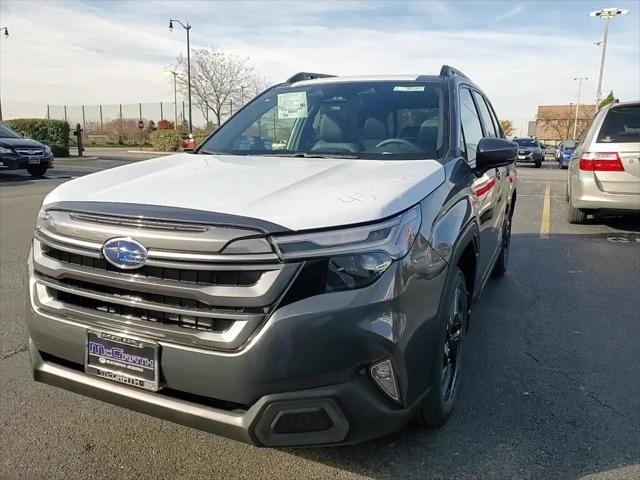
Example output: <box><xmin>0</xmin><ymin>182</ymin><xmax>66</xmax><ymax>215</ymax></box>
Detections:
<box><xmin>85</xmin><ymin>330</ymin><xmax>160</xmax><ymax>391</ymax></box>
<box><xmin>28</xmin><ymin>158</ymin><xmax>42</xmax><ymax>164</ymax></box>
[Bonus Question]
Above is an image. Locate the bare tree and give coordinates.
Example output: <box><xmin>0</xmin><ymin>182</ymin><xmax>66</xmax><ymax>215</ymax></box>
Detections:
<box><xmin>171</xmin><ymin>48</ymin><xmax>266</xmax><ymax>126</ymax></box>
<box><xmin>537</xmin><ymin>106</ymin><xmax>595</xmax><ymax>141</ymax></box>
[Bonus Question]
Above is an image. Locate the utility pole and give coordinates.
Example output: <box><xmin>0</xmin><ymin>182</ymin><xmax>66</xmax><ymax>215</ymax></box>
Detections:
<box><xmin>573</xmin><ymin>77</ymin><xmax>588</xmax><ymax>139</ymax></box>
<box><xmin>169</xmin><ymin>19</ymin><xmax>192</xmax><ymax>132</ymax></box>
<box><xmin>0</xmin><ymin>26</ymin><xmax>9</xmax><ymax>122</ymax></box>
<box><xmin>590</xmin><ymin>7</ymin><xmax>629</xmax><ymax>104</ymax></box>
<box><xmin>171</xmin><ymin>71</ymin><xmax>178</xmax><ymax>130</ymax></box>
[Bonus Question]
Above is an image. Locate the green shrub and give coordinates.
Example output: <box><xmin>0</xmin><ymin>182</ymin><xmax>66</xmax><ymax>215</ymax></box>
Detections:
<box><xmin>4</xmin><ymin>118</ymin><xmax>70</xmax><ymax>157</ymax></box>
<box><xmin>149</xmin><ymin>130</ymin><xmax>182</xmax><ymax>152</ymax></box>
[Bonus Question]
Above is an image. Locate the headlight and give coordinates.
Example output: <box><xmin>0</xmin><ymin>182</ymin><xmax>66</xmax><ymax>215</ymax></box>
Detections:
<box><xmin>44</xmin><ymin>145</ymin><xmax>52</xmax><ymax>155</ymax></box>
<box><xmin>0</xmin><ymin>146</ymin><xmax>13</xmax><ymax>154</ymax></box>
<box><xmin>273</xmin><ymin>205</ymin><xmax>421</xmax><ymax>294</ymax></box>
<box><xmin>273</xmin><ymin>205</ymin><xmax>421</xmax><ymax>261</ymax></box>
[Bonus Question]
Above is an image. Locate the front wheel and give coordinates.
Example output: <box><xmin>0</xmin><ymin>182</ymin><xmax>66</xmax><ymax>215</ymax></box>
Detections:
<box><xmin>26</xmin><ymin>164</ymin><xmax>49</xmax><ymax>177</ymax></box>
<box><xmin>415</xmin><ymin>267</ymin><xmax>468</xmax><ymax>428</ymax></box>
<box><xmin>534</xmin><ymin>160</ymin><xmax>542</xmax><ymax>168</ymax></box>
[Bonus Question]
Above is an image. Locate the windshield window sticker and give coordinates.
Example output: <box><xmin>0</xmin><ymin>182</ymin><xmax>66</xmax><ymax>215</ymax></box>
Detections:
<box><xmin>277</xmin><ymin>92</ymin><xmax>308</xmax><ymax>119</ymax></box>
<box><xmin>393</xmin><ymin>86</ymin><xmax>425</xmax><ymax>92</ymax></box>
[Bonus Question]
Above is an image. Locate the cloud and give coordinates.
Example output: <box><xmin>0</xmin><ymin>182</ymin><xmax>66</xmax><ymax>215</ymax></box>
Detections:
<box><xmin>495</xmin><ymin>5</ymin><xmax>526</xmax><ymax>22</ymax></box>
<box><xmin>1</xmin><ymin>0</ymin><xmax>638</xmax><ymax>135</ymax></box>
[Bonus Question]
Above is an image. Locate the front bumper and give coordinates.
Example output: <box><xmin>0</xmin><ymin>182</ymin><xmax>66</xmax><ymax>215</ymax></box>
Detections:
<box><xmin>0</xmin><ymin>153</ymin><xmax>54</xmax><ymax>170</ymax></box>
<box><xmin>25</xmin><ymin>243</ymin><xmax>447</xmax><ymax>446</ymax></box>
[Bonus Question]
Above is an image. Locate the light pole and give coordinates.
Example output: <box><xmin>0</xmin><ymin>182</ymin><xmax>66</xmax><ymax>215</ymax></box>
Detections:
<box><xmin>169</xmin><ymin>19</ymin><xmax>192</xmax><ymax>133</ymax></box>
<box><xmin>0</xmin><ymin>27</ymin><xmax>8</xmax><ymax>122</ymax></box>
<box><xmin>171</xmin><ymin>71</ymin><xmax>178</xmax><ymax>130</ymax></box>
<box><xmin>589</xmin><ymin>7</ymin><xmax>629</xmax><ymax>104</ymax></box>
<box><xmin>572</xmin><ymin>77</ymin><xmax>588</xmax><ymax>139</ymax></box>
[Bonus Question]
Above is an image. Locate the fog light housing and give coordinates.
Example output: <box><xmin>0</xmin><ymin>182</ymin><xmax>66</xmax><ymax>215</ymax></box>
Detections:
<box><xmin>369</xmin><ymin>359</ymin><xmax>400</xmax><ymax>402</ymax></box>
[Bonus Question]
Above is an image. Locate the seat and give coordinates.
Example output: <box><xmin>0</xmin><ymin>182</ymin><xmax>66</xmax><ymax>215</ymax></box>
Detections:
<box><xmin>417</xmin><ymin>122</ymin><xmax>439</xmax><ymax>157</ymax></box>
<box><xmin>311</xmin><ymin>113</ymin><xmax>360</xmax><ymax>154</ymax></box>
<box><xmin>361</xmin><ymin>117</ymin><xmax>388</xmax><ymax>151</ymax></box>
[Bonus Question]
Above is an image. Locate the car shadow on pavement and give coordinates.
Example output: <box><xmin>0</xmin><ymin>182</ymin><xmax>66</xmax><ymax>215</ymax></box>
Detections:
<box><xmin>286</xmin><ymin>232</ymin><xmax>639</xmax><ymax>479</ymax></box>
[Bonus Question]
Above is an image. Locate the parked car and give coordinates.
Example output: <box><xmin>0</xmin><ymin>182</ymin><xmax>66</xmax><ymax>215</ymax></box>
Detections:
<box><xmin>557</xmin><ymin>139</ymin><xmax>578</xmax><ymax>169</ymax></box>
<box><xmin>544</xmin><ymin>145</ymin><xmax>558</xmax><ymax>160</ymax></box>
<box><xmin>513</xmin><ymin>137</ymin><xmax>544</xmax><ymax>168</ymax></box>
<box><xmin>25</xmin><ymin>66</ymin><xmax>517</xmax><ymax>447</ymax></box>
<box><xmin>567</xmin><ymin>101</ymin><xmax>640</xmax><ymax>223</ymax></box>
<box><xmin>0</xmin><ymin>123</ymin><xmax>54</xmax><ymax>177</ymax></box>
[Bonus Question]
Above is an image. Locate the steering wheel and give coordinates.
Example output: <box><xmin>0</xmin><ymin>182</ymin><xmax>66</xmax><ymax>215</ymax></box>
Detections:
<box><xmin>375</xmin><ymin>138</ymin><xmax>420</xmax><ymax>151</ymax></box>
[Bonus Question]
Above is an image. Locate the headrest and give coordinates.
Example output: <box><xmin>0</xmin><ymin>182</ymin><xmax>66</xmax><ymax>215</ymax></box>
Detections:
<box><xmin>362</xmin><ymin>117</ymin><xmax>388</xmax><ymax>139</ymax></box>
<box><xmin>318</xmin><ymin>114</ymin><xmax>343</xmax><ymax>143</ymax></box>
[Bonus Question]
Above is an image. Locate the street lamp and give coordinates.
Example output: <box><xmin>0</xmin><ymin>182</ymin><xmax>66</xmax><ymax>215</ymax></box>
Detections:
<box><xmin>589</xmin><ymin>7</ymin><xmax>629</xmax><ymax>104</ymax></box>
<box><xmin>169</xmin><ymin>18</ymin><xmax>192</xmax><ymax>133</ymax></box>
<box><xmin>171</xmin><ymin>71</ymin><xmax>179</xmax><ymax>130</ymax></box>
<box><xmin>0</xmin><ymin>27</ymin><xmax>8</xmax><ymax>122</ymax></box>
<box><xmin>572</xmin><ymin>77</ymin><xmax>588</xmax><ymax>139</ymax></box>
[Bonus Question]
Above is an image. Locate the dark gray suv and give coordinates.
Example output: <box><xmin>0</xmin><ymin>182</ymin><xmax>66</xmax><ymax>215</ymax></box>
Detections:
<box><xmin>26</xmin><ymin>66</ymin><xmax>517</xmax><ymax>447</ymax></box>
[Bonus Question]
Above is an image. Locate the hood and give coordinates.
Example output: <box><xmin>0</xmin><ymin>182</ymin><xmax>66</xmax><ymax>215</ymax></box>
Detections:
<box><xmin>0</xmin><ymin>137</ymin><xmax>46</xmax><ymax>149</ymax></box>
<box><xmin>43</xmin><ymin>153</ymin><xmax>446</xmax><ymax>232</ymax></box>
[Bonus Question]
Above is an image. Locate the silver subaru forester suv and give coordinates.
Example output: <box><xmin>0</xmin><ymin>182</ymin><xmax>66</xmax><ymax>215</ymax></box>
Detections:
<box><xmin>567</xmin><ymin>101</ymin><xmax>640</xmax><ymax>223</ymax></box>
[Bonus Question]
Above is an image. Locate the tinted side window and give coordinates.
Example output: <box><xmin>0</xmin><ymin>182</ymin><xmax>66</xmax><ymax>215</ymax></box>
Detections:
<box><xmin>459</xmin><ymin>88</ymin><xmax>484</xmax><ymax>162</ymax></box>
<box><xmin>473</xmin><ymin>91</ymin><xmax>498</xmax><ymax>137</ymax></box>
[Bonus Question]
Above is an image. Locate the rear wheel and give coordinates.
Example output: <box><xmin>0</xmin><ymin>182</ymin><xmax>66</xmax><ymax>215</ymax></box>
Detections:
<box><xmin>567</xmin><ymin>203</ymin><xmax>587</xmax><ymax>224</ymax></box>
<box><xmin>26</xmin><ymin>164</ymin><xmax>48</xmax><ymax>177</ymax></box>
<box><xmin>415</xmin><ymin>267</ymin><xmax>468</xmax><ymax>428</ymax></box>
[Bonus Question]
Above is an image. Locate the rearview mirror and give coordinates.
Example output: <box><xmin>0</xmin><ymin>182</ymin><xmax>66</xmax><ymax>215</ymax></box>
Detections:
<box><xmin>475</xmin><ymin>137</ymin><xmax>517</xmax><ymax>171</ymax></box>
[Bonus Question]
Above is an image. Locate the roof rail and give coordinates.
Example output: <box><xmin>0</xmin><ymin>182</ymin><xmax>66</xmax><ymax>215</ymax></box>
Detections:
<box><xmin>286</xmin><ymin>72</ymin><xmax>335</xmax><ymax>84</ymax></box>
<box><xmin>439</xmin><ymin>65</ymin><xmax>469</xmax><ymax>79</ymax></box>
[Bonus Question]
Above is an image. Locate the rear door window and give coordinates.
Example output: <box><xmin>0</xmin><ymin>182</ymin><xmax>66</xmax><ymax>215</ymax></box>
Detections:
<box><xmin>472</xmin><ymin>91</ymin><xmax>498</xmax><ymax>137</ymax></box>
<box><xmin>597</xmin><ymin>106</ymin><xmax>640</xmax><ymax>143</ymax></box>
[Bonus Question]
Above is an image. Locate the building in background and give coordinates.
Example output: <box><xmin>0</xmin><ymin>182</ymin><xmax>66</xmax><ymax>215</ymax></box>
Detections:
<box><xmin>535</xmin><ymin>104</ymin><xmax>597</xmax><ymax>145</ymax></box>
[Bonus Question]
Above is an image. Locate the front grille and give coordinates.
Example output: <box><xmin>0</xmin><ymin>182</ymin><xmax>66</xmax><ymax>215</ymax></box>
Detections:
<box><xmin>31</xmin><ymin>209</ymin><xmax>299</xmax><ymax>350</ymax></box>
<box><xmin>49</xmin><ymin>287</ymin><xmax>235</xmax><ymax>333</ymax></box>
<box><xmin>42</xmin><ymin>245</ymin><xmax>263</xmax><ymax>287</ymax></box>
<box><xmin>16</xmin><ymin>148</ymin><xmax>45</xmax><ymax>157</ymax></box>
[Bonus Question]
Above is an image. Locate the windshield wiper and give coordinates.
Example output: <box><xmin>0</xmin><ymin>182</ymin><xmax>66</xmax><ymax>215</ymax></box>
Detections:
<box><xmin>293</xmin><ymin>152</ymin><xmax>360</xmax><ymax>159</ymax></box>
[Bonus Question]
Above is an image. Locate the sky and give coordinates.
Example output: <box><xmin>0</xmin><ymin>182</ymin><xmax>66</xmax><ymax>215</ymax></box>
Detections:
<box><xmin>1</xmin><ymin>0</ymin><xmax>639</xmax><ymax>134</ymax></box>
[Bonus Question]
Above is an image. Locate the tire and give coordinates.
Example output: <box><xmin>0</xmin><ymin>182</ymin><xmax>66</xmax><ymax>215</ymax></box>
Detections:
<box><xmin>534</xmin><ymin>160</ymin><xmax>542</xmax><ymax>168</ymax></box>
<box><xmin>26</xmin><ymin>164</ymin><xmax>48</xmax><ymax>177</ymax></box>
<box><xmin>415</xmin><ymin>267</ymin><xmax>468</xmax><ymax>428</ymax></box>
<box><xmin>567</xmin><ymin>202</ymin><xmax>587</xmax><ymax>224</ymax></box>
<box><xmin>492</xmin><ymin>211</ymin><xmax>512</xmax><ymax>278</ymax></box>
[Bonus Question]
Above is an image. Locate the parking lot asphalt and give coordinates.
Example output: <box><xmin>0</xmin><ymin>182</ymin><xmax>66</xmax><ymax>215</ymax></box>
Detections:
<box><xmin>1</xmin><ymin>158</ymin><xmax>638</xmax><ymax>480</ymax></box>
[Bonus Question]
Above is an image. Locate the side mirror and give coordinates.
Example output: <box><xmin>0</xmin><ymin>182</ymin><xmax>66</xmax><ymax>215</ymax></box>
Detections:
<box><xmin>475</xmin><ymin>137</ymin><xmax>517</xmax><ymax>171</ymax></box>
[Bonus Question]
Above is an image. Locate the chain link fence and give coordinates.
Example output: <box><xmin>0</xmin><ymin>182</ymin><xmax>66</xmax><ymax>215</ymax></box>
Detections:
<box><xmin>6</xmin><ymin>99</ymin><xmax>244</xmax><ymax>146</ymax></box>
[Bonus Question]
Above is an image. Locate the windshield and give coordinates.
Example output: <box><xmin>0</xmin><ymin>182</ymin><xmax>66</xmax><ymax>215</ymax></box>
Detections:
<box><xmin>0</xmin><ymin>123</ymin><xmax>21</xmax><ymax>139</ymax></box>
<box><xmin>560</xmin><ymin>140</ymin><xmax>578</xmax><ymax>149</ymax></box>
<box><xmin>199</xmin><ymin>81</ymin><xmax>447</xmax><ymax>159</ymax></box>
<box><xmin>597</xmin><ymin>106</ymin><xmax>640</xmax><ymax>143</ymax></box>
<box><xmin>514</xmin><ymin>138</ymin><xmax>537</xmax><ymax>147</ymax></box>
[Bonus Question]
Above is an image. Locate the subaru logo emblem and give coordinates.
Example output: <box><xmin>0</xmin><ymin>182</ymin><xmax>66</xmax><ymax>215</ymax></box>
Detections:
<box><xmin>102</xmin><ymin>237</ymin><xmax>148</xmax><ymax>270</ymax></box>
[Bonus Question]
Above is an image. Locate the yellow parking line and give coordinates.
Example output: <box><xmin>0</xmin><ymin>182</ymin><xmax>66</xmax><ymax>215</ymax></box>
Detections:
<box><xmin>540</xmin><ymin>183</ymin><xmax>551</xmax><ymax>239</ymax></box>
